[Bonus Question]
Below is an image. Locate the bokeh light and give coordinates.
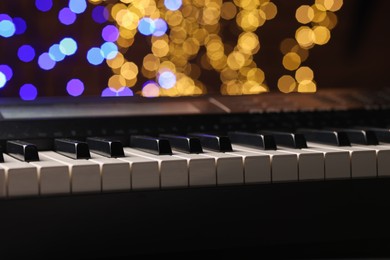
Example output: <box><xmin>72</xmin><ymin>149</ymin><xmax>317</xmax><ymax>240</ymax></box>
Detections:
<box><xmin>59</xmin><ymin>8</ymin><xmax>77</xmax><ymax>25</ymax></box>
<box><xmin>92</xmin><ymin>5</ymin><xmax>109</xmax><ymax>24</ymax></box>
<box><xmin>158</xmin><ymin>71</ymin><xmax>176</xmax><ymax>89</ymax></box>
<box><xmin>153</xmin><ymin>18</ymin><xmax>168</xmax><ymax>37</ymax></box>
<box><xmin>38</xmin><ymin>52</ymin><xmax>56</xmax><ymax>70</ymax></box>
<box><xmin>142</xmin><ymin>81</ymin><xmax>160</xmax><ymax>97</ymax></box>
<box><xmin>66</xmin><ymin>78</ymin><xmax>85</xmax><ymax>96</ymax></box>
<box><xmin>69</xmin><ymin>0</ymin><xmax>87</xmax><ymax>15</ymax></box>
<box><xmin>102</xmin><ymin>25</ymin><xmax>119</xmax><ymax>42</ymax></box>
<box><xmin>101</xmin><ymin>42</ymin><xmax>118</xmax><ymax>60</ymax></box>
<box><xmin>138</xmin><ymin>18</ymin><xmax>155</xmax><ymax>36</ymax></box>
<box><xmin>49</xmin><ymin>44</ymin><xmax>66</xmax><ymax>62</ymax></box>
<box><xmin>19</xmin><ymin>83</ymin><xmax>38</xmax><ymax>100</ymax></box>
<box><xmin>59</xmin><ymin>37</ymin><xmax>78</xmax><ymax>56</ymax></box>
<box><xmin>0</xmin><ymin>20</ymin><xmax>16</xmax><ymax>38</ymax></box>
<box><xmin>87</xmin><ymin>47</ymin><xmax>104</xmax><ymax>65</ymax></box>
<box><xmin>164</xmin><ymin>0</ymin><xmax>182</xmax><ymax>11</ymax></box>
<box><xmin>0</xmin><ymin>72</ymin><xmax>6</xmax><ymax>88</ymax></box>
<box><xmin>0</xmin><ymin>64</ymin><xmax>13</xmax><ymax>81</ymax></box>
<box><xmin>12</xmin><ymin>17</ymin><xmax>27</xmax><ymax>35</ymax></box>
<box><xmin>35</xmin><ymin>0</ymin><xmax>53</xmax><ymax>12</ymax></box>
<box><xmin>17</xmin><ymin>45</ymin><xmax>36</xmax><ymax>62</ymax></box>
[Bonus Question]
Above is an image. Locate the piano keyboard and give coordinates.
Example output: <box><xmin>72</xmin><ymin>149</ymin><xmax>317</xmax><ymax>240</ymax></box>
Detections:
<box><xmin>2</xmin><ymin>128</ymin><xmax>390</xmax><ymax>198</ymax></box>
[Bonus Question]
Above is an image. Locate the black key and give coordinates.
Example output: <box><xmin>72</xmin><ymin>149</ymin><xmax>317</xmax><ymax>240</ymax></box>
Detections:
<box><xmin>188</xmin><ymin>133</ymin><xmax>233</xmax><ymax>152</ymax></box>
<box><xmin>330</xmin><ymin>128</ymin><xmax>378</xmax><ymax>145</ymax></box>
<box><xmin>0</xmin><ymin>153</ymin><xmax>3</xmax><ymax>163</ymax></box>
<box><xmin>357</xmin><ymin>127</ymin><xmax>390</xmax><ymax>143</ymax></box>
<box><xmin>6</xmin><ymin>140</ymin><xmax>40</xmax><ymax>162</ymax></box>
<box><xmin>228</xmin><ymin>131</ymin><xmax>276</xmax><ymax>150</ymax></box>
<box><xmin>129</xmin><ymin>135</ymin><xmax>172</xmax><ymax>155</ymax></box>
<box><xmin>260</xmin><ymin>130</ymin><xmax>307</xmax><ymax>149</ymax></box>
<box><xmin>86</xmin><ymin>137</ymin><xmax>125</xmax><ymax>158</ymax></box>
<box><xmin>54</xmin><ymin>139</ymin><xmax>91</xmax><ymax>159</ymax></box>
<box><xmin>159</xmin><ymin>134</ymin><xmax>203</xmax><ymax>154</ymax></box>
<box><xmin>297</xmin><ymin>129</ymin><xmax>351</xmax><ymax>146</ymax></box>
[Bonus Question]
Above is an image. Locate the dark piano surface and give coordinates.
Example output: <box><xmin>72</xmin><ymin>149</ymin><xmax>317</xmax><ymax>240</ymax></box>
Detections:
<box><xmin>1</xmin><ymin>88</ymin><xmax>390</xmax><ymax>258</ymax></box>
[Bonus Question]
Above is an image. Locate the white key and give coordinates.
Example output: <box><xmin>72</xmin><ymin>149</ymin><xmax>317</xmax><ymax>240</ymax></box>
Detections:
<box><xmin>278</xmin><ymin>148</ymin><xmax>324</xmax><ymax>181</ymax></box>
<box><xmin>124</xmin><ymin>148</ymin><xmax>188</xmax><ymax>188</ymax></box>
<box><xmin>307</xmin><ymin>142</ymin><xmax>376</xmax><ymax>178</ymax></box>
<box><xmin>117</xmin><ymin>154</ymin><xmax>159</xmax><ymax>190</ymax></box>
<box><xmin>29</xmin><ymin>153</ymin><xmax>70</xmax><ymax>195</ymax></box>
<box><xmin>0</xmin><ymin>154</ymin><xmax>38</xmax><ymax>197</ymax></box>
<box><xmin>201</xmin><ymin>149</ymin><xmax>244</xmax><ymax>185</ymax></box>
<box><xmin>303</xmin><ymin>146</ymin><xmax>350</xmax><ymax>179</ymax></box>
<box><xmin>226</xmin><ymin>150</ymin><xmax>271</xmax><ymax>183</ymax></box>
<box><xmin>231</xmin><ymin>144</ymin><xmax>297</xmax><ymax>182</ymax></box>
<box><xmin>89</xmin><ymin>153</ymin><xmax>131</xmax><ymax>192</ymax></box>
<box><xmin>355</xmin><ymin>144</ymin><xmax>390</xmax><ymax>177</ymax></box>
<box><xmin>0</xmin><ymin>166</ymin><xmax>5</xmax><ymax>198</ymax></box>
<box><xmin>40</xmin><ymin>151</ymin><xmax>100</xmax><ymax>194</ymax></box>
<box><xmin>172</xmin><ymin>151</ymin><xmax>216</xmax><ymax>187</ymax></box>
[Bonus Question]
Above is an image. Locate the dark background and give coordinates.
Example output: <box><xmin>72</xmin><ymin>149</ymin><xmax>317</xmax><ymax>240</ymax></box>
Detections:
<box><xmin>0</xmin><ymin>0</ymin><xmax>389</xmax><ymax>98</ymax></box>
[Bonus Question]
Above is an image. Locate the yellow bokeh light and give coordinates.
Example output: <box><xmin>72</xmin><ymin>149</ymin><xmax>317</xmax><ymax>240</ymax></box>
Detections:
<box><xmin>221</xmin><ymin>2</ymin><xmax>237</xmax><ymax>20</ymax></box>
<box><xmin>227</xmin><ymin>51</ymin><xmax>246</xmax><ymax>70</ymax></box>
<box><xmin>295</xmin><ymin>66</ymin><xmax>314</xmax><ymax>83</ymax></box>
<box><xmin>121</xmin><ymin>62</ymin><xmax>139</xmax><ymax>80</ymax></box>
<box><xmin>278</xmin><ymin>75</ymin><xmax>296</xmax><ymax>93</ymax></box>
<box><xmin>296</xmin><ymin>5</ymin><xmax>314</xmax><ymax>24</ymax></box>
<box><xmin>282</xmin><ymin>52</ymin><xmax>301</xmax><ymax>71</ymax></box>
<box><xmin>298</xmin><ymin>80</ymin><xmax>317</xmax><ymax>93</ymax></box>
<box><xmin>313</xmin><ymin>26</ymin><xmax>331</xmax><ymax>45</ymax></box>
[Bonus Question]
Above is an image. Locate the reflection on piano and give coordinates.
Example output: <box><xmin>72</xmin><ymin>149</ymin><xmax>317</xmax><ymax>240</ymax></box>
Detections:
<box><xmin>1</xmin><ymin>88</ymin><xmax>390</xmax><ymax>258</ymax></box>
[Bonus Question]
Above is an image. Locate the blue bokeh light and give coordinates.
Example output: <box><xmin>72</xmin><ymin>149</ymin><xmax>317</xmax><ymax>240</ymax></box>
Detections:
<box><xmin>18</xmin><ymin>45</ymin><xmax>36</xmax><ymax>62</ymax></box>
<box><xmin>38</xmin><ymin>52</ymin><xmax>56</xmax><ymax>70</ymax></box>
<box><xmin>153</xmin><ymin>18</ymin><xmax>168</xmax><ymax>37</ymax></box>
<box><xmin>19</xmin><ymin>84</ymin><xmax>38</xmax><ymax>101</ymax></box>
<box><xmin>164</xmin><ymin>0</ymin><xmax>182</xmax><ymax>11</ymax></box>
<box><xmin>87</xmin><ymin>47</ymin><xmax>104</xmax><ymax>65</ymax></box>
<box><xmin>101</xmin><ymin>87</ymin><xmax>116</xmax><ymax>97</ymax></box>
<box><xmin>49</xmin><ymin>44</ymin><xmax>66</xmax><ymax>62</ymax></box>
<box><xmin>138</xmin><ymin>18</ymin><xmax>155</xmax><ymax>36</ymax></box>
<box><xmin>117</xmin><ymin>87</ymin><xmax>134</xmax><ymax>97</ymax></box>
<box><xmin>59</xmin><ymin>37</ymin><xmax>78</xmax><ymax>56</ymax></box>
<box><xmin>66</xmin><ymin>78</ymin><xmax>85</xmax><ymax>96</ymax></box>
<box><xmin>0</xmin><ymin>64</ymin><xmax>13</xmax><ymax>81</ymax></box>
<box><xmin>0</xmin><ymin>72</ymin><xmax>6</xmax><ymax>89</ymax></box>
<box><xmin>0</xmin><ymin>14</ymin><xmax>12</xmax><ymax>22</ymax></box>
<box><xmin>102</xmin><ymin>25</ymin><xmax>119</xmax><ymax>42</ymax></box>
<box><xmin>158</xmin><ymin>71</ymin><xmax>177</xmax><ymax>89</ymax></box>
<box><xmin>0</xmin><ymin>20</ymin><xmax>16</xmax><ymax>38</ymax></box>
<box><xmin>58</xmin><ymin>8</ymin><xmax>77</xmax><ymax>25</ymax></box>
<box><xmin>100</xmin><ymin>42</ymin><xmax>118</xmax><ymax>60</ymax></box>
<box><xmin>35</xmin><ymin>0</ymin><xmax>53</xmax><ymax>12</ymax></box>
<box><xmin>69</xmin><ymin>0</ymin><xmax>87</xmax><ymax>14</ymax></box>
<box><xmin>13</xmin><ymin>17</ymin><xmax>27</xmax><ymax>35</ymax></box>
<box><xmin>92</xmin><ymin>6</ymin><xmax>109</xmax><ymax>24</ymax></box>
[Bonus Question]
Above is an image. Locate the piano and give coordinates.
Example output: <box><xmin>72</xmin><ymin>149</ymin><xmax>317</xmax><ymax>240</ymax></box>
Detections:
<box><xmin>1</xmin><ymin>0</ymin><xmax>390</xmax><ymax>258</ymax></box>
<box><xmin>1</xmin><ymin>88</ymin><xmax>390</xmax><ymax>258</ymax></box>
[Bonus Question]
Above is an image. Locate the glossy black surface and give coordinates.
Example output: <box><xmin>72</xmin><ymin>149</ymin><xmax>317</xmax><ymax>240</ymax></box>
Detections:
<box><xmin>358</xmin><ymin>127</ymin><xmax>390</xmax><ymax>143</ymax></box>
<box><xmin>297</xmin><ymin>129</ymin><xmax>351</xmax><ymax>146</ymax></box>
<box><xmin>87</xmin><ymin>137</ymin><xmax>125</xmax><ymax>158</ymax></box>
<box><xmin>54</xmin><ymin>139</ymin><xmax>91</xmax><ymax>159</ymax></box>
<box><xmin>6</xmin><ymin>140</ymin><xmax>39</xmax><ymax>162</ymax></box>
<box><xmin>159</xmin><ymin>134</ymin><xmax>203</xmax><ymax>154</ymax></box>
<box><xmin>261</xmin><ymin>130</ymin><xmax>308</xmax><ymax>149</ymax></box>
<box><xmin>188</xmin><ymin>133</ymin><xmax>233</xmax><ymax>152</ymax></box>
<box><xmin>228</xmin><ymin>131</ymin><xmax>276</xmax><ymax>150</ymax></box>
<box><xmin>129</xmin><ymin>135</ymin><xmax>172</xmax><ymax>155</ymax></box>
<box><xmin>332</xmin><ymin>128</ymin><xmax>379</xmax><ymax>145</ymax></box>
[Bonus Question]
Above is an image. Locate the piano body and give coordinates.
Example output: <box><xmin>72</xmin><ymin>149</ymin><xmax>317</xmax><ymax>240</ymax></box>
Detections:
<box><xmin>2</xmin><ymin>88</ymin><xmax>390</xmax><ymax>258</ymax></box>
